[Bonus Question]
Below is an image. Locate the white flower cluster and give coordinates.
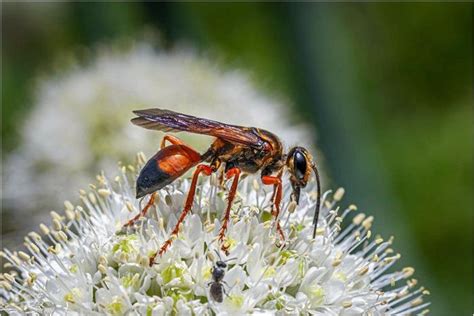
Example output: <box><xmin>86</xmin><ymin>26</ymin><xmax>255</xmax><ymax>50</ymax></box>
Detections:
<box><xmin>3</xmin><ymin>42</ymin><xmax>312</xmax><ymax>237</ymax></box>
<box><xmin>0</xmin><ymin>154</ymin><xmax>429</xmax><ymax>315</ymax></box>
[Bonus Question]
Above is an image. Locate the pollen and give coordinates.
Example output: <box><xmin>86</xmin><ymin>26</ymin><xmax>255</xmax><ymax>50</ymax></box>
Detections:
<box><xmin>403</xmin><ymin>267</ymin><xmax>415</xmax><ymax>278</ymax></box>
<box><xmin>353</xmin><ymin>213</ymin><xmax>366</xmax><ymax>225</ymax></box>
<box><xmin>98</xmin><ymin>189</ymin><xmax>111</xmax><ymax>197</ymax></box>
<box><xmin>18</xmin><ymin>251</ymin><xmax>30</xmax><ymax>262</ymax></box>
<box><xmin>362</xmin><ymin>216</ymin><xmax>374</xmax><ymax>229</ymax></box>
<box><xmin>53</xmin><ymin>219</ymin><xmax>62</xmax><ymax>231</ymax></box>
<box><xmin>287</xmin><ymin>201</ymin><xmax>297</xmax><ymax>214</ymax></box>
<box><xmin>333</xmin><ymin>187</ymin><xmax>345</xmax><ymax>201</ymax></box>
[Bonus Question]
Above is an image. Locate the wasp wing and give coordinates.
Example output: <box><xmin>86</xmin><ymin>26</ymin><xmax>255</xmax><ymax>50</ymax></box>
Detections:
<box><xmin>131</xmin><ymin>108</ymin><xmax>265</xmax><ymax>148</ymax></box>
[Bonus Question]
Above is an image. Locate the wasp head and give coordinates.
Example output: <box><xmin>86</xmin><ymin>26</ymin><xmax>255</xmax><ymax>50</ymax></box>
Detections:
<box><xmin>286</xmin><ymin>146</ymin><xmax>322</xmax><ymax>238</ymax></box>
<box><xmin>286</xmin><ymin>146</ymin><xmax>313</xmax><ymax>204</ymax></box>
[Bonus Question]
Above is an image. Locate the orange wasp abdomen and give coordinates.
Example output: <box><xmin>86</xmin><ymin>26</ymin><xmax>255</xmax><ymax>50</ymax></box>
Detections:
<box><xmin>136</xmin><ymin>144</ymin><xmax>202</xmax><ymax>198</ymax></box>
<box><xmin>156</xmin><ymin>145</ymin><xmax>201</xmax><ymax>177</ymax></box>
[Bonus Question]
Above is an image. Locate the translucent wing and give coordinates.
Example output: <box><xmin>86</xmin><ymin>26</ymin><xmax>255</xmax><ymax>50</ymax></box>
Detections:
<box><xmin>131</xmin><ymin>108</ymin><xmax>265</xmax><ymax>148</ymax></box>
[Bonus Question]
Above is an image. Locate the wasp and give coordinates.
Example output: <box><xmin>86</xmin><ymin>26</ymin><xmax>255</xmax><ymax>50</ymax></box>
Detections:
<box><xmin>125</xmin><ymin>108</ymin><xmax>321</xmax><ymax>265</ymax></box>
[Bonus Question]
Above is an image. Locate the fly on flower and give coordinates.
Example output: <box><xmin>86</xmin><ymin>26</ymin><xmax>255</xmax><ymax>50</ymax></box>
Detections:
<box><xmin>126</xmin><ymin>108</ymin><xmax>322</xmax><ymax>265</ymax></box>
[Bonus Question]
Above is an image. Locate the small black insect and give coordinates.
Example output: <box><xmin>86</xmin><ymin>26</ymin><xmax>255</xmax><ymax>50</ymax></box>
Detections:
<box><xmin>208</xmin><ymin>250</ymin><xmax>232</xmax><ymax>303</ymax></box>
<box><xmin>209</xmin><ymin>260</ymin><xmax>227</xmax><ymax>303</ymax></box>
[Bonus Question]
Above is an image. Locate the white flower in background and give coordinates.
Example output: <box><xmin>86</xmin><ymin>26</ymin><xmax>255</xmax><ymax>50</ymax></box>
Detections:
<box><xmin>0</xmin><ymin>155</ymin><xmax>429</xmax><ymax>315</ymax></box>
<box><xmin>3</xmin><ymin>42</ymin><xmax>313</xmax><ymax>243</ymax></box>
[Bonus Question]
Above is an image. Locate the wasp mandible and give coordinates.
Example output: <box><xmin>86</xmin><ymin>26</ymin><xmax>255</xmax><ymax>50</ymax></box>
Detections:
<box><xmin>125</xmin><ymin>109</ymin><xmax>321</xmax><ymax>265</ymax></box>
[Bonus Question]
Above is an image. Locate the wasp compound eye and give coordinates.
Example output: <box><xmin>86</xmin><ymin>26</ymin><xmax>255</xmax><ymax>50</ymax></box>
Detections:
<box><xmin>293</xmin><ymin>150</ymin><xmax>307</xmax><ymax>180</ymax></box>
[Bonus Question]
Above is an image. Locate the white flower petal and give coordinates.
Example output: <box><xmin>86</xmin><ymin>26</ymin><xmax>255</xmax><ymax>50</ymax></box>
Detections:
<box><xmin>0</xmin><ymin>162</ymin><xmax>429</xmax><ymax>315</ymax></box>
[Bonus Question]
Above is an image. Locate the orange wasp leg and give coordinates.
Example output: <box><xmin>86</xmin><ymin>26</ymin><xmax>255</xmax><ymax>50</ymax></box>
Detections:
<box><xmin>218</xmin><ymin>167</ymin><xmax>241</xmax><ymax>252</ymax></box>
<box><xmin>268</xmin><ymin>170</ymin><xmax>283</xmax><ymax>211</ymax></box>
<box><xmin>160</xmin><ymin>134</ymin><xmax>186</xmax><ymax>149</ymax></box>
<box><xmin>124</xmin><ymin>192</ymin><xmax>157</xmax><ymax>227</ymax></box>
<box><xmin>261</xmin><ymin>175</ymin><xmax>285</xmax><ymax>242</ymax></box>
<box><xmin>149</xmin><ymin>164</ymin><xmax>213</xmax><ymax>266</ymax></box>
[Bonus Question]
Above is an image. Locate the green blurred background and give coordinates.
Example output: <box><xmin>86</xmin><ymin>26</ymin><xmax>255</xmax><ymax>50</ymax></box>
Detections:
<box><xmin>2</xmin><ymin>3</ymin><xmax>472</xmax><ymax>315</ymax></box>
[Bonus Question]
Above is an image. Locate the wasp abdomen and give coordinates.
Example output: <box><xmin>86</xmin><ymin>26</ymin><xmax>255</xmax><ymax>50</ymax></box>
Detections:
<box><xmin>136</xmin><ymin>145</ymin><xmax>201</xmax><ymax>198</ymax></box>
<box><xmin>156</xmin><ymin>145</ymin><xmax>201</xmax><ymax>175</ymax></box>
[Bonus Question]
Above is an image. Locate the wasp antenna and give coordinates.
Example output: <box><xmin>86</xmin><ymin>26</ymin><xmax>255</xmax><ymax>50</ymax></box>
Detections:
<box><xmin>214</xmin><ymin>249</ymin><xmax>223</xmax><ymax>261</ymax></box>
<box><xmin>214</xmin><ymin>249</ymin><xmax>236</xmax><ymax>263</ymax></box>
<box><xmin>311</xmin><ymin>163</ymin><xmax>322</xmax><ymax>239</ymax></box>
<box><xmin>224</xmin><ymin>256</ymin><xmax>237</xmax><ymax>263</ymax></box>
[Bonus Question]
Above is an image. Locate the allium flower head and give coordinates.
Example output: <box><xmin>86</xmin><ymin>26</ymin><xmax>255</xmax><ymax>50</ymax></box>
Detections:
<box><xmin>1</xmin><ymin>154</ymin><xmax>429</xmax><ymax>315</ymax></box>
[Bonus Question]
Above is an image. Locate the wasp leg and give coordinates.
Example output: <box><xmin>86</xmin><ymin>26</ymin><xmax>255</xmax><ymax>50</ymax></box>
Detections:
<box><xmin>218</xmin><ymin>167</ymin><xmax>241</xmax><ymax>253</ymax></box>
<box><xmin>149</xmin><ymin>164</ymin><xmax>213</xmax><ymax>265</ymax></box>
<box><xmin>160</xmin><ymin>134</ymin><xmax>187</xmax><ymax>149</ymax></box>
<box><xmin>261</xmin><ymin>175</ymin><xmax>285</xmax><ymax>242</ymax></box>
<box><xmin>123</xmin><ymin>192</ymin><xmax>157</xmax><ymax>228</ymax></box>
<box><xmin>268</xmin><ymin>170</ymin><xmax>283</xmax><ymax>211</ymax></box>
<box><xmin>218</xmin><ymin>166</ymin><xmax>225</xmax><ymax>188</ymax></box>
